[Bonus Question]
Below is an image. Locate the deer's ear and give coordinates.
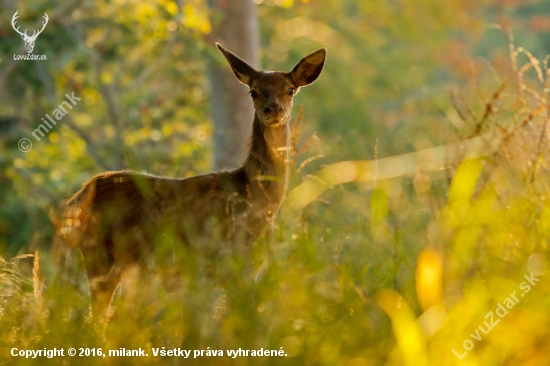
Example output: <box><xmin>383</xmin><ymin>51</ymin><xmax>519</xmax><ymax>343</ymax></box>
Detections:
<box><xmin>289</xmin><ymin>48</ymin><xmax>326</xmax><ymax>87</ymax></box>
<box><xmin>217</xmin><ymin>43</ymin><xmax>258</xmax><ymax>87</ymax></box>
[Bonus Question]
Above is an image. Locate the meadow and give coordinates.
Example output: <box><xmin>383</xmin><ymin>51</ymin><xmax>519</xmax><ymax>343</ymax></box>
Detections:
<box><xmin>2</xmin><ymin>1</ymin><xmax>550</xmax><ymax>365</ymax></box>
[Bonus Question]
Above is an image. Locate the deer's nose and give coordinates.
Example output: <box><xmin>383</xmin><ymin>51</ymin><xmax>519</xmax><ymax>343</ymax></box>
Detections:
<box><xmin>264</xmin><ymin>103</ymin><xmax>282</xmax><ymax>116</ymax></box>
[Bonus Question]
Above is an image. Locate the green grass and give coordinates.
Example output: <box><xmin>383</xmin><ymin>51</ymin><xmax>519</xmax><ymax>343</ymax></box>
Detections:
<box><xmin>2</xmin><ymin>46</ymin><xmax>550</xmax><ymax>366</ymax></box>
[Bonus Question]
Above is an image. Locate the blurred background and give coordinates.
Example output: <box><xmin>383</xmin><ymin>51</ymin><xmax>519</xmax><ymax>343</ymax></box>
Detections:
<box><xmin>2</xmin><ymin>0</ymin><xmax>549</xmax><ymax>254</ymax></box>
<box><xmin>2</xmin><ymin>0</ymin><xmax>550</xmax><ymax>365</ymax></box>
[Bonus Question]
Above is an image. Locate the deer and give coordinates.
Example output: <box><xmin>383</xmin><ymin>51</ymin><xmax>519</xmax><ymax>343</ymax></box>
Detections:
<box><xmin>61</xmin><ymin>43</ymin><xmax>326</xmax><ymax>323</ymax></box>
<box><xmin>11</xmin><ymin>11</ymin><xmax>49</xmax><ymax>54</ymax></box>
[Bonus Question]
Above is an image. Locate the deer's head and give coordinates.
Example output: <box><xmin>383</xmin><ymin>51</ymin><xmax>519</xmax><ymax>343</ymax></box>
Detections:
<box><xmin>217</xmin><ymin>44</ymin><xmax>326</xmax><ymax>127</ymax></box>
<box><xmin>11</xmin><ymin>11</ymin><xmax>49</xmax><ymax>54</ymax></box>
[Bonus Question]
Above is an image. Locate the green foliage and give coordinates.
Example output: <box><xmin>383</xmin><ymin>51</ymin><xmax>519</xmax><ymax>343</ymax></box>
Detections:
<box><xmin>1</xmin><ymin>0</ymin><xmax>213</xmax><ymax>254</ymax></box>
<box><xmin>2</xmin><ymin>0</ymin><xmax>550</xmax><ymax>365</ymax></box>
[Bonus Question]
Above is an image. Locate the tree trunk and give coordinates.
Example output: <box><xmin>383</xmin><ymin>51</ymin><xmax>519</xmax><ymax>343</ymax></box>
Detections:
<box><xmin>207</xmin><ymin>0</ymin><xmax>259</xmax><ymax>170</ymax></box>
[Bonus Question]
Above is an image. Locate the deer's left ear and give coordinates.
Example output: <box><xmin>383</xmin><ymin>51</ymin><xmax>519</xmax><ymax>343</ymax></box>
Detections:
<box><xmin>217</xmin><ymin>43</ymin><xmax>258</xmax><ymax>87</ymax></box>
<box><xmin>289</xmin><ymin>48</ymin><xmax>326</xmax><ymax>87</ymax></box>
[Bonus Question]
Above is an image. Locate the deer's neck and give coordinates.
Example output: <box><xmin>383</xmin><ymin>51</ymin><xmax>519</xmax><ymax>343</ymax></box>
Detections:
<box><xmin>242</xmin><ymin>115</ymin><xmax>290</xmax><ymax>208</ymax></box>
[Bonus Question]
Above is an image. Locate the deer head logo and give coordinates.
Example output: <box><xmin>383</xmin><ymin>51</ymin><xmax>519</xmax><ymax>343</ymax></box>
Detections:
<box><xmin>11</xmin><ymin>11</ymin><xmax>49</xmax><ymax>54</ymax></box>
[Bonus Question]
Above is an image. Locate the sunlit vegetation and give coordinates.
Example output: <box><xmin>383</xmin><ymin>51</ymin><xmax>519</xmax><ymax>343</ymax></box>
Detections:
<box><xmin>2</xmin><ymin>0</ymin><xmax>550</xmax><ymax>365</ymax></box>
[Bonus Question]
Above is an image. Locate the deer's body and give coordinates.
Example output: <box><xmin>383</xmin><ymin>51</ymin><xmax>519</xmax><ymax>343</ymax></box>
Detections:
<box><xmin>67</xmin><ymin>117</ymin><xmax>288</xmax><ymax>254</ymax></box>
<box><xmin>62</xmin><ymin>44</ymin><xmax>326</xmax><ymax>321</ymax></box>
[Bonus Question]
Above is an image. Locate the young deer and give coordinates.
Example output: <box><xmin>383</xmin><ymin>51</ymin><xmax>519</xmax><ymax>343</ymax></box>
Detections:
<box><xmin>62</xmin><ymin>44</ymin><xmax>326</xmax><ymax>321</ymax></box>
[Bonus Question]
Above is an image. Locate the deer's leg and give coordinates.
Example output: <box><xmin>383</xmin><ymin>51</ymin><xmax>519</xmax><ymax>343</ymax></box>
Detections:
<box><xmin>90</xmin><ymin>264</ymin><xmax>124</xmax><ymax>322</ymax></box>
<box><xmin>81</xmin><ymin>243</ymin><xmax>124</xmax><ymax>324</ymax></box>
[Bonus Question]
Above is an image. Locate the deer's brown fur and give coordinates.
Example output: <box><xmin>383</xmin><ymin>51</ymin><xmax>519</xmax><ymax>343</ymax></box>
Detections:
<box><xmin>62</xmin><ymin>44</ymin><xmax>326</xmax><ymax>321</ymax></box>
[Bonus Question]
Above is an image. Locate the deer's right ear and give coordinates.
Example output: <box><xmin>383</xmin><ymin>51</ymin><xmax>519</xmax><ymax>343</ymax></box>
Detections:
<box><xmin>217</xmin><ymin>43</ymin><xmax>258</xmax><ymax>87</ymax></box>
<box><xmin>289</xmin><ymin>48</ymin><xmax>326</xmax><ymax>87</ymax></box>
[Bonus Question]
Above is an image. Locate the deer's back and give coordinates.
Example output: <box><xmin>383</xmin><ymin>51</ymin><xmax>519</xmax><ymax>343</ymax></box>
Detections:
<box><xmin>63</xmin><ymin>169</ymin><xmax>262</xmax><ymax>263</ymax></box>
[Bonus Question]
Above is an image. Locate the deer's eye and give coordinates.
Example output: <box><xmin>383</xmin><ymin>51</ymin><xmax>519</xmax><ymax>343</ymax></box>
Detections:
<box><xmin>288</xmin><ymin>88</ymin><xmax>295</xmax><ymax>96</ymax></box>
<box><xmin>249</xmin><ymin>90</ymin><xmax>259</xmax><ymax>99</ymax></box>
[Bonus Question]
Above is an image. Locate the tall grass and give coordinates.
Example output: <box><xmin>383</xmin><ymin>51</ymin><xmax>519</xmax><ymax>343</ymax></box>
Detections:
<box><xmin>2</xmin><ymin>41</ymin><xmax>550</xmax><ymax>365</ymax></box>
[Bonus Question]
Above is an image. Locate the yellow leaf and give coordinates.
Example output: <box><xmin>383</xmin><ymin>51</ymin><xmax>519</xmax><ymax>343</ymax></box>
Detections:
<box><xmin>165</xmin><ymin>2</ymin><xmax>178</xmax><ymax>15</ymax></box>
<box><xmin>416</xmin><ymin>249</ymin><xmax>443</xmax><ymax>311</ymax></box>
<box><xmin>376</xmin><ymin>289</ymin><xmax>428</xmax><ymax>366</ymax></box>
<box><xmin>448</xmin><ymin>159</ymin><xmax>484</xmax><ymax>203</ymax></box>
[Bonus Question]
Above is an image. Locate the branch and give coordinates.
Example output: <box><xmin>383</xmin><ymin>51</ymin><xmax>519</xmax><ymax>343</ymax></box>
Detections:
<box><xmin>61</xmin><ymin>20</ymin><xmax>125</xmax><ymax>169</ymax></box>
<box><xmin>35</xmin><ymin>61</ymin><xmax>110</xmax><ymax>170</ymax></box>
<box><xmin>286</xmin><ymin>134</ymin><xmax>501</xmax><ymax>211</ymax></box>
<box><xmin>63</xmin><ymin>116</ymin><xmax>110</xmax><ymax>170</ymax></box>
<box><xmin>127</xmin><ymin>5</ymin><xmax>180</xmax><ymax>91</ymax></box>
<box><xmin>128</xmin><ymin>36</ymin><xmax>178</xmax><ymax>90</ymax></box>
